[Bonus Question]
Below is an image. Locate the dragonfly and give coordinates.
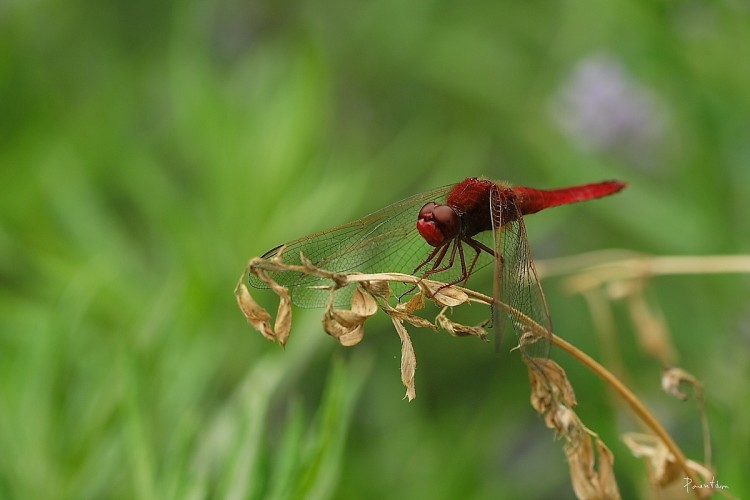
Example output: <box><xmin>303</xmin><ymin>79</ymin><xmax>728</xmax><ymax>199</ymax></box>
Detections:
<box><xmin>249</xmin><ymin>177</ymin><xmax>626</xmax><ymax>359</ymax></box>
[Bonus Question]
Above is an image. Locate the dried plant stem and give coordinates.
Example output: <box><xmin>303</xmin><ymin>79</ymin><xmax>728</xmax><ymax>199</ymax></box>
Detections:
<box><xmin>550</xmin><ymin>333</ymin><xmax>702</xmax><ymax>494</ymax></box>
<box><xmin>445</xmin><ymin>286</ymin><xmax>705</xmax><ymax>496</ymax></box>
<box><xmin>484</xmin><ymin>297</ymin><xmax>703</xmax><ymax>496</ymax></box>
<box><xmin>290</xmin><ymin>268</ymin><xmax>704</xmax><ymax>487</ymax></box>
<box><xmin>243</xmin><ymin>259</ymin><xmax>706</xmax><ymax>496</ymax></box>
<box><xmin>538</xmin><ymin>253</ymin><xmax>750</xmax><ymax>293</ymax></box>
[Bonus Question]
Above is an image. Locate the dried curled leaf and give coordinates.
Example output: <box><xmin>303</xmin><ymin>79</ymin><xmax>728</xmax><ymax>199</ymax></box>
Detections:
<box><xmin>385</xmin><ymin>293</ymin><xmax>435</xmax><ymax>329</ymax></box>
<box><xmin>253</xmin><ymin>264</ymin><xmax>294</xmax><ymax>345</ymax></box>
<box><xmin>527</xmin><ymin>359</ymin><xmax>620</xmax><ymax>499</ymax></box>
<box><xmin>398</xmin><ymin>290</ymin><xmax>426</xmax><ymax>314</ymax></box>
<box><xmin>566</xmin><ymin>434</ymin><xmax>621</xmax><ymax>500</ymax></box>
<box><xmin>622</xmin><ymin>433</ymin><xmax>716</xmax><ymax>495</ymax></box>
<box><xmin>421</xmin><ymin>280</ymin><xmax>469</xmax><ymax>307</ymax></box>
<box><xmin>270</xmin><ymin>284</ymin><xmax>292</xmax><ymax>346</ymax></box>
<box><xmin>323</xmin><ymin>287</ymin><xmax>377</xmax><ymax>346</ymax></box>
<box><xmin>235</xmin><ymin>271</ymin><xmax>292</xmax><ymax>346</ymax></box>
<box><xmin>391</xmin><ymin>317</ymin><xmax>417</xmax><ymax>401</ymax></box>
<box><xmin>625</xmin><ymin>288</ymin><xmax>678</xmax><ymax>367</ymax></box>
<box><xmin>661</xmin><ymin>367</ymin><xmax>701</xmax><ymax>401</ymax></box>
<box><xmin>388</xmin><ymin>313</ymin><xmax>434</xmax><ymax>330</ymax></box>
<box><xmin>594</xmin><ymin>440</ymin><xmax>619</xmax><ymax>500</ymax></box>
<box><xmin>323</xmin><ymin>311</ymin><xmax>365</xmax><ymax>346</ymax></box>
<box><xmin>235</xmin><ymin>282</ymin><xmax>274</xmax><ymax>340</ymax></box>
<box><xmin>352</xmin><ymin>286</ymin><xmax>378</xmax><ymax>316</ymax></box>
<box><xmin>528</xmin><ymin>358</ymin><xmax>577</xmax><ymax>414</ymax></box>
<box><xmin>362</xmin><ymin>279</ymin><xmax>391</xmax><ymax>301</ymax></box>
<box><xmin>436</xmin><ymin>312</ymin><xmax>488</xmax><ymax>340</ymax></box>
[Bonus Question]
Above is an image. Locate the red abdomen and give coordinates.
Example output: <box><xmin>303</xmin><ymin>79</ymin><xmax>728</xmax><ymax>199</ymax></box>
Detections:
<box><xmin>513</xmin><ymin>181</ymin><xmax>626</xmax><ymax>215</ymax></box>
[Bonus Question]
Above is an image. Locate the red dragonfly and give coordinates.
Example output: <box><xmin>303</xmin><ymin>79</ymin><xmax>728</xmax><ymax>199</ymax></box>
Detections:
<box><xmin>249</xmin><ymin>177</ymin><xmax>625</xmax><ymax>358</ymax></box>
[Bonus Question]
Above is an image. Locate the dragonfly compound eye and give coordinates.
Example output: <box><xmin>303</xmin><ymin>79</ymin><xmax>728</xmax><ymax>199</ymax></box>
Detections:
<box><xmin>432</xmin><ymin>205</ymin><xmax>460</xmax><ymax>238</ymax></box>
<box><xmin>416</xmin><ymin>203</ymin><xmax>460</xmax><ymax>247</ymax></box>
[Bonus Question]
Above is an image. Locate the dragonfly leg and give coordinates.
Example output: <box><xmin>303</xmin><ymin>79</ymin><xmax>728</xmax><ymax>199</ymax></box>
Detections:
<box><xmin>428</xmin><ymin>242</ymin><xmax>452</xmax><ymax>272</ymax></box>
<box><xmin>430</xmin><ymin>236</ymin><xmax>496</xmax><ymax>292</ymax></box>
<box><xmin>420</xmin><ymin>239</ymin><xmax>459</xmax><ymax>278</ymax></box>
<box><xmin>400</xmin><ymin>241</ymin><xmax>452</xmax><ymax>301</ymax></box>
<box><xmin>400</xmin><ymin>240</ymin><xmax>461</xmax><ymax>301</ymax></box>
<box><xmin>462</xmin><ymin>237</ymin><xmax>495</xmax><ymax>282</ymax></box>
<box><xmin>408</xmin><ymin>236</ymin><xmax>493</xmax><ymax>298</ymax></box>
<box><xmin>429</xmin><ymin>237</ymin><xmax>495</xmax><ymax>289</ymax></box>
<box><xmin>465</xmin><ymin>237</ymin><xmax>495</xmax><ymax>257</ymax></box>
<box><xmin>412</xmin><ymin>243</ymin><xmax>447</xmax><ymax>276</ymax></box>
<box><xmin>428</xmin><ymin>240</ymin><xmax>471</xmax><ymax>291</ymax></box>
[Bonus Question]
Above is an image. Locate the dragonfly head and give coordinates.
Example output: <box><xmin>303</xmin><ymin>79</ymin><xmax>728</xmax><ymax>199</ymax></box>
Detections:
<box><xmin>417</xmin><ymin>202</ymin><xmax>460</xmax><ymax>247</ymax></box>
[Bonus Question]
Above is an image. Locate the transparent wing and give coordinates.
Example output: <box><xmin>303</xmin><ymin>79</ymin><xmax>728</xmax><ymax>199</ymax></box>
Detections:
<box><xmin>490</xmin><ymin>186</ymin><xmax>552</xmax><ymax>359</ymax></box>
<box><xmin>249</xmin><ymin>183</ymin><xmax>493</xmax><ymax>308</ymax></box>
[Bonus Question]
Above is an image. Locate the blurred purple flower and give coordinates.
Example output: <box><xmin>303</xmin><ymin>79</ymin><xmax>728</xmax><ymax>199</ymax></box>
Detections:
<box><xmin>551</xmin><ymin>53</ymin><xmax>669</xmax><ymax>167</ymax></box>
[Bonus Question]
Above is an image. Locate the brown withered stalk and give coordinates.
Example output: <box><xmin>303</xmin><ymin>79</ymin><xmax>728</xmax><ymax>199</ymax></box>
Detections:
<box><xmin>236</xmin><ymin>251</ymin><xmax>735</xmax><ymax>499</ymax></box>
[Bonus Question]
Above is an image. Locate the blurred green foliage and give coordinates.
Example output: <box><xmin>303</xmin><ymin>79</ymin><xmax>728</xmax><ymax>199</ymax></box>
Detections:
<box><xmin>2</xmin><ymin>0</ymin><xmax>749</xmax><ymax>498</ymax></box>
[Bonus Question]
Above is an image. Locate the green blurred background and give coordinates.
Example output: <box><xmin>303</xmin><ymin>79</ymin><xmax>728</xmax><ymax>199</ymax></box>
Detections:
<box><xmin>2</xmin><ymin>0</ymin><xmax>749</xmax><ymax>498</ymax></box>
